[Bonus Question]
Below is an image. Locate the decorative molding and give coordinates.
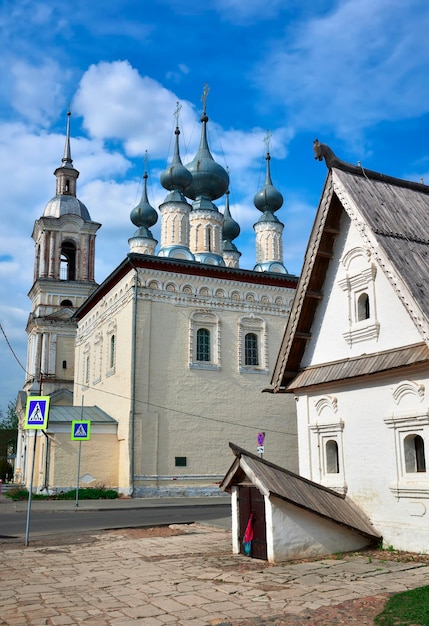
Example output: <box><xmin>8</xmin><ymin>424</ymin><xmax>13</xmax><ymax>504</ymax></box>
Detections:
<box><xmin>392</xmin><ymin>381</ymin><xmax>425</xmax><ymax>405</ymax></box>
<box><xmin>314</xmin><ymin>396</ymin><xmax>338</xmax><ymax>416</ymax></box>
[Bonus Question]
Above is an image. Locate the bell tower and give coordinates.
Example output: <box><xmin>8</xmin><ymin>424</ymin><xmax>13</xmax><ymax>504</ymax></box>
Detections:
<box><xmin>24</xmin><ymin>112</ymin><xmax>101</xmax><ymax>397</ymax></box>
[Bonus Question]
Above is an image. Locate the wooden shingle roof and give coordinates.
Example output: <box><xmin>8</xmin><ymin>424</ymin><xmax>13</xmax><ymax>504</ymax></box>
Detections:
<box><xmin>221</xmin><ymin>443</ymin><xmax>381</xmax><ymax>540</ymax></box>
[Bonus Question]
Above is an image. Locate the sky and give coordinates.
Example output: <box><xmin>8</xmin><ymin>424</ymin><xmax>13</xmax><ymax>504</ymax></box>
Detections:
<box><xmin>1</xmin><ymin>0</ymin><xmax>429</xmax><ymax>409</ymax></box>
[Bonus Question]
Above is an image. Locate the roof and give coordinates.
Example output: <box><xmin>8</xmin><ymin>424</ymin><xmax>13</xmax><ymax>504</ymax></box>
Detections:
<box><xmin>47</xmin><ymin>406</ymin><xmax>117</xmax><ymax>424</ymax></box>
<box><xmin>221</xmin><ymin>443</ymin><xmax>380</xmax><ymax>540</ymax></box>
<box><xmin>286</xmin><ymin>343</ymin><xmax>429</xmax><ymax>391</ymax></box>
<box><xmin>74</xmin><ymin>253</ymin><xmax>298</xmax><ymax>320</ymax></box>
<box><xmin>271</xmin><ymin>155</ymin><xmax>429</xmax><ymax>391</ymax></box>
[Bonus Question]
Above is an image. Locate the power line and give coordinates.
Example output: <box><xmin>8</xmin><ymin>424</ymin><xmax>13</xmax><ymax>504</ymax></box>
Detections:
<box><xmin>0</xmin><ymin>321</ymin><xmax>27</xmax><ymax>373</ymax></box>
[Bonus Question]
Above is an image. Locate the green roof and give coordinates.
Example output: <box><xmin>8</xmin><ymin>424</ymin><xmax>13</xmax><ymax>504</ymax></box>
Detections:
<box><xmin>48</xmin><ymin>406</ymin><xmax>117</xmax><ymax>424</ymax></box>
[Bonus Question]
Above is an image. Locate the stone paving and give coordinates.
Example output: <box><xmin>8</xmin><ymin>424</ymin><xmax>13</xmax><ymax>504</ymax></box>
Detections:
<box><xmin>1</xmin><ymin>524</ymin><xmax>429</xmax><ymax>625</ymax></box>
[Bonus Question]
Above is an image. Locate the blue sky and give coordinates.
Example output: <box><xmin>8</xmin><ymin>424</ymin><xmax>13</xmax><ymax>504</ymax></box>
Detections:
<box><xmin>1</xmin><ymin>0</ymin><xmax>429</xmax><ymax>408</ymax></box>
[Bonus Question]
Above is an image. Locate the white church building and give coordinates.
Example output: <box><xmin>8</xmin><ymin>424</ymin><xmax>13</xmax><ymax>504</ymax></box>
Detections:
<box><xmin>14</xmin><ymin>102</ymin><xmax>299</xmax><ymax>497</ymax></box>
<box><xmin>270</xmin><ymin>140</ymin><xmax>429</xmax><ymax>552</ymax></box>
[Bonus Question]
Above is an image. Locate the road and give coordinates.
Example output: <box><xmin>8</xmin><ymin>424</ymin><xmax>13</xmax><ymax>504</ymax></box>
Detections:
<box><xmin>0</xmin><ymin>502</ymin><xmax>231</xmax><ymax>543</ymax></box>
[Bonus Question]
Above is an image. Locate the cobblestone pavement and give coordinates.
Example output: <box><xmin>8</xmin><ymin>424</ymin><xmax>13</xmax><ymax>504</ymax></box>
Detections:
<box><xmin>1</xmin><ymin>524</ymin><xmax>429</xmax><ymax>626</ymax></box>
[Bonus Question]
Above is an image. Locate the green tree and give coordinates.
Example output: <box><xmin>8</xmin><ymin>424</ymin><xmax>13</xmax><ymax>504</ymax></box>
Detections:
<box><xmin>0</xmin><ymin>401</ymin><xmax>18</xmax><ymax>480</ymax></box>
<box><xmin>0</xmin><ymin>401</ymin><xmax>18</xmax><ymax>429</ymax></box>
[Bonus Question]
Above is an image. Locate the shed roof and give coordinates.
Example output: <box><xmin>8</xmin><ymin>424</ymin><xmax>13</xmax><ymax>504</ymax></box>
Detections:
<box><xmin>271</xmin><ymin>157</ymin><xmax>429</xmax><ymax>391</ymax></box>
<box><xmin>47</xmin><ymin>406</ymin><xmax>117</xmax><ymax>424</ymax></box>
<box><xmin>221</xmin><ymin>443</ymin><xmax>381</xmax><ymax>541</ymax></box>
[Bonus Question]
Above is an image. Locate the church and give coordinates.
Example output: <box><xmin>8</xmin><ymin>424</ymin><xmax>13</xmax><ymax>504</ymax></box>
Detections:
<box><xmin>14</xmin><ymin>101</ymin><xmax>299</xmax><ymax>497</ymax></box>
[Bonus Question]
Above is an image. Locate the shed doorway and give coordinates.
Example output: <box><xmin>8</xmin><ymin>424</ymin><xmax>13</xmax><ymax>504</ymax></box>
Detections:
<box><xmin>238</xmin><ymin>485</ymin><xmax>267</xmax><ymax>560</ymax></box>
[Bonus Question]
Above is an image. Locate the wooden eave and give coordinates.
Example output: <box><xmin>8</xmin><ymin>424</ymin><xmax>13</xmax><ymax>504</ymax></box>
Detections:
<box><xmin>285</xmin><ymin>342</ymin><xmax>429</xmax><ymax>392</ymax></box>
<box><xmin>271</xmin><ymin>172</ymin><xmax>341</xmax><ymax>390</ymax></box>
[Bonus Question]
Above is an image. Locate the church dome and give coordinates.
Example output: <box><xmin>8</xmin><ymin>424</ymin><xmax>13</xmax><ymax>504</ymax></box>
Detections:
<box><xmin>130</xmin><ymin>171</ymin><xmax>158</xmax><ymax>231</ymax></box>
<box><xmin>222</xmin><ymin>190</ymin><xmax>240</xmax><ymax>242</ymax></box>
<box><xmin>43</xmin><ymin>195</ymin><xmax>91</xmax><ymax>221</ymax></box>
<box><xmin>184</xmin><ymin>113</ymin><xmax>229</xmax><ymax>203</ymax></box>
<box><xmin>253</xmin><ymin>153</ymin><xmax>283</xmax><ymax>214</ymax></box>
<box><xmin>160</xmin><ymin>126</ymin><xmax>192</xmax><ymax>193</ymax></box>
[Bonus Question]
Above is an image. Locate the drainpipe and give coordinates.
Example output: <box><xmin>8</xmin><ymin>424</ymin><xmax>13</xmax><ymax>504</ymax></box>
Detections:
<box><xmin>128</xmin><ymin>259</ymin><xmax>139</xmax><ymax>496</ymax></box>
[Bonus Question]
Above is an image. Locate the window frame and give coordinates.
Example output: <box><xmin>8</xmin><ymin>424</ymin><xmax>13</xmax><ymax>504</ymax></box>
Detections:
<box><xmin>189</xmin><ymin>311</ymin><xmax>220</xmax><ymax>370</ymax></box>
<box><xmin>238</xmin><ymin>316</ymin><xmax>268</xmax><ymax>374</ymax></box>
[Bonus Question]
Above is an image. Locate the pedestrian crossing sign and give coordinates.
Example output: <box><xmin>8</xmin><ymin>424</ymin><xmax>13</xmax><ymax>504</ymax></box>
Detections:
<box><xmin>71</xmin><ymin>420</ymin><xmax>91</xmax><ymax>441</ymax></box>
<box><xmin>24</xmin><ymin>396</ymin><xmax>50</xmax><ymax>429</ymax></box>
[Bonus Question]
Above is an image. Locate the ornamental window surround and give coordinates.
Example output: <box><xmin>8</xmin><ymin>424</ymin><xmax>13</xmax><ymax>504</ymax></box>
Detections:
<box><xmin>338</xmin><ymin>247</ymin><xmax>379</xmax><ymax>345</ymax></box>
<box><xmin>189</xmin><ymin>311</ymin><xmax>220</xmax><ymax>370</ymax></box>
<box><xmin>238</xmin><ymin>316</ymin><xmax>268</xmax><ymax>374</ymax></box>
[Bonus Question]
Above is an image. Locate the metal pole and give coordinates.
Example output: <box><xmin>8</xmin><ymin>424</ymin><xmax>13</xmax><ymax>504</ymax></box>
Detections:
<box><xmin>25</xmin><ymin>432</ymin><xmax>37</xmax><ymax>546</ymax></box>
<box><xmin>75</xmin><ymin>440</ymin><xmax>81</xmax><ymax>508</ymax></box>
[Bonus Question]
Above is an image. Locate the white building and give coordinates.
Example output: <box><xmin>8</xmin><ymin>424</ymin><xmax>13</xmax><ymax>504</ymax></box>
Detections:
<box><xmin>15</xmin><ymin>102</ymin><xmax>299</xmax><ymax>496</ymax></box>
<box><xmin>271</xmin><ymin>140</ymin><xmax>429</xmax><ymax>552</ymax></box>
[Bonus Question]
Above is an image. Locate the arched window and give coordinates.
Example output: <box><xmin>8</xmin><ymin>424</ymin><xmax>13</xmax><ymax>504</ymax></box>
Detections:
<box><xmin>404</xmin><ymin>434</ymin><xmax>426</xmax><ymax>473</ymax></box>
<box><xmin>196</xmin><ymin>328</ymin><xmax>210</xmax><ymax>362</ymax></box>
<box><xmin>357</xmin><ymin>292</ymin><xmax>370</xmax><ymax>321</ymax></box>
<box><xmin>244</xmin><ymin>333</ymin><xmax>259</xmax><ymax>366</ymax></box>
<box><xmin>110</xmin><ymin>335</ymin><xmax>116</xmax><ymax>369</ymax></box>
<box><xmin>60</xmin><ymin>242</ymin><xmax>76</xmax><ymax>281</ymax></box>
<box><xmin>326</xmin><ymin>440</ymin><xmax>339</xmax><ymax>473</ymax></box>
<box><xmin>60</xmin><ymin>299</ymin><xmax>73</xmax><ymax>307</ymax></box>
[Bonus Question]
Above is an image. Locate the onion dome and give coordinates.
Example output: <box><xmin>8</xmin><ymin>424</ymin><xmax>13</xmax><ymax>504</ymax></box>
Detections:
<box><xmin>222</xmin><ymin>189</ymin><xmax>240</xmax><ymax>248</ymax></box>
<box><xmin>43</xmin><ymin>111</ymin><xmax>92</xmax><ymax>221</ymax></box>
<box><xmin>184</xmin><ymin>112</ymin><xmax>229</xmax><ymax>209</ymax></box>
<box><xmin>253</xmin><ymin>152</ymin><xmax>283</xmax><ymax>219</ymax></box>
<box><xmin>160</xmin><ymin>125</ymin><xmax>192</xmax><ymax>198</ymax></box>
<box><xmin>130</xmin><ymin>171</ymin><xmax>158</xmax><ymax>238</ymax></box>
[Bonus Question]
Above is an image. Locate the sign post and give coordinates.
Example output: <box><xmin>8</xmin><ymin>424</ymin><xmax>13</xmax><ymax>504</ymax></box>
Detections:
<box><xmin>71</xmin><ymin>420</ymin><xmax>90</xmax><ymax>507</ymax></box>
<box><xmin>24</xmin><ymin>396</ymin><xmax>50</xmax><ymax>546</ymax></box>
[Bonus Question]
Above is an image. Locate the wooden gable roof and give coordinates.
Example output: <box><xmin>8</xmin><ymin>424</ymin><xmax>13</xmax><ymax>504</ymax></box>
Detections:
<box><xmin>271</xmin><ymin>155</ymin><xmax>429</xmax><ymax>392</ymax></box>
<box><xmin>221</xmin><ymin>443</ymin><xmax>380</xmax><ymax>540</ymax></box>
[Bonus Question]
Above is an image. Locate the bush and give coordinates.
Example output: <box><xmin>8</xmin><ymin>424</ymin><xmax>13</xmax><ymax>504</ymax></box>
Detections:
<box><xmin>56</xmin><ymin>488</ymin><xmax>118</xmax><ymax>500</ymax></box>
<box><xmin>5</xmin><ymin>486</ymin><xmax>118</xmax><ymax>500</ymax></box>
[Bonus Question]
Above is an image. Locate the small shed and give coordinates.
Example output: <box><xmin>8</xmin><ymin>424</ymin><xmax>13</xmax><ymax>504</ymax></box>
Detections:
<box><xmin>220</xmin><ymin>443</ymin><xmax>381</xmax><ymax>563</ymax></box>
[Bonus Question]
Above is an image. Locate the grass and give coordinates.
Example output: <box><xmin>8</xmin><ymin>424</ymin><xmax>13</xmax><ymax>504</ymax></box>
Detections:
<box><xmin>5</xmin><ymin>487</ymin><xmax>118</xmax><ymax>500</ymax></box>
<box><xmin>375</xmin><ymin>585</ymin><xmax>429</xmax><ymax>625</ymax></box>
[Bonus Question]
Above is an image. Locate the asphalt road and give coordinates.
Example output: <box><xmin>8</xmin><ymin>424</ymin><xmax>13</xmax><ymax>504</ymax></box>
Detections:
<box><xmin>0</xmin><ymin>503</ymin><xmax>231</xmax><ymax>544</ymax></box>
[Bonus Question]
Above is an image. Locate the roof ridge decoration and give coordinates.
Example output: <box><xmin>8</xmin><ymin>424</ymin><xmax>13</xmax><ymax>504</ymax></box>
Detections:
<box><xmin>314</xmin><ymin>139</ymin><xmax>429</xmax><ymax>194</ymax></box>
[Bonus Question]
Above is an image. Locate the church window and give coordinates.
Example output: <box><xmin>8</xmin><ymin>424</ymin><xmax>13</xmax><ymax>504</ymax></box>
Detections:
<box><xmin>357</xmin><ymin>292</ymin><xmax>370</xmax><ymax>321</ymax></box>
<box><xmin>85</xmin><ymin>355</ymin><xmax>90</xmax><ymax>386</ymax></box>
<box><xmin>175</xmin><ymin>456</ymin><xmax>187</xmax><ymax>467</ymax></box>
<box><xmin>189</xmin><ymin>311</ymin><xmax>220</xmax><ymax>370</ymax></box>
<box><xmin>60</xmin><ymin>241</ymin><xmax>76</xmax><ymax>281</ymax></box>
<box><xmin>238</xmin><ymin>316</ymin><xmax>268</xmax><ymax>374</ymax></box>
<box><xmin>384</xmin><ymin>410</ymin><xmax>429</xmax><ymax>497</ymax></box>
<box><xmin>244</xmin><ymin>333</ymin><xmax>259</xmax><ymax>366</ymax></box>
<box><xmin>61</xmin><ymin>299</ymin><xmax>73</xmax><ymax>307</ymax></box>
<box><xmin>404</xmin><ymin>434</ymin><xmax>426</xmax><ymax>473</ymax></box>
<box><xmin>109</xmin><ymin>335</ymin><xmax>116</xmax><ymax>369</ymax></box>
<box><xmin>196</xmin><ymin>328</ymin><xmax>210</xmax><ymax>361</ymax></box>
<box><xmin>338</xmin><ymin>250</ymin><xmax>379</xmax><ymax>345</ymax></box>
<box><xmin>326</xmin><ymin>440</ymin><xmax>340</xmax><ymax>473</ymax></box>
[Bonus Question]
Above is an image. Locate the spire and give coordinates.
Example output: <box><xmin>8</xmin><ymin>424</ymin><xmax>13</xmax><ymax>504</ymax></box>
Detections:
<box><xmin>253</xmin><ymin>133</ymin><xmax>287</xmax><ymax>273</ymax></box>
<box><xmin>61</xmin><ymin>109</ymin><xmax>74</xmax><ymax>169</ymax></box>
<box><xmin>222</xmin><ymin>188</ymin><xmax>241</xmax><ymax>269</ymax></box>
<box><xmin>158</xmin><ymin>105</ymin><xmax>194</xmax><ymax>260</ymax></box>
<box><xmin>253</xmin><ymin>134</ymin><xmax>283</xmax><ymax>217</ymax></box>
<box><xmin>129</xmin><ymin>154</ymin><xmax>158</xmax><ymax>255</ymax></box>
<box><xmin>184</xmin><ymin>84</ymin><xmax>229</xmax><ymax>209</ymax></box>
<box><xmin>44</xmin><ymin>110</ymin><xmax>92</xmax><ymax>220</ymax></box>
<box><xmin>160</xmin><ymin>102</ymin><xmax>192</xmax><ymax>198</ymax></box>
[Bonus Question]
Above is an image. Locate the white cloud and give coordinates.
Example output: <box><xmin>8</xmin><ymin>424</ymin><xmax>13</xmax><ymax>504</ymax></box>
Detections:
<box><xmin>256</xmin><ymin>0</ymin><xmax>429</xmax><ymax>140</ymax></box>
<box><xmin>73</xmin><ymin>61</ymin><xmax>197</xmax><ymax>159</ymax></box>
